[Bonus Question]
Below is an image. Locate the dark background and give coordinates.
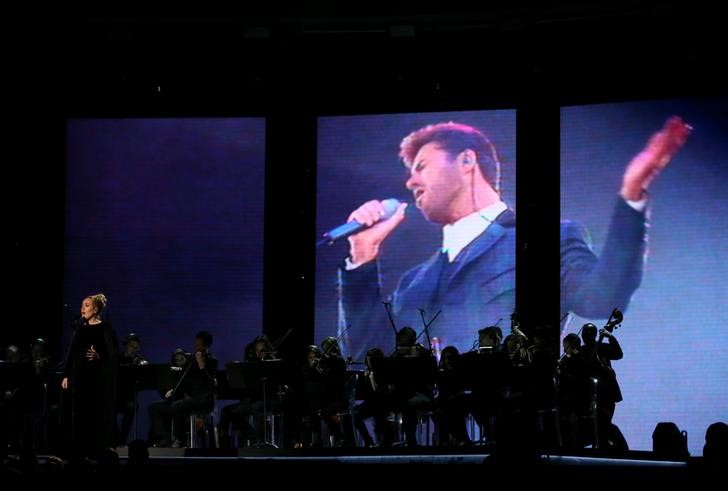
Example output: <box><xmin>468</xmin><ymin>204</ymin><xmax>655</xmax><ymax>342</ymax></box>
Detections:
<box><xmin>6</xmin><ymin>2</ymin><xmax>726</xmax><ymax>366</ymax></box>
<box><xmin>64</xmin><ymin>118</ymin><xmax>266</xmax><ymax>365</ymax></box>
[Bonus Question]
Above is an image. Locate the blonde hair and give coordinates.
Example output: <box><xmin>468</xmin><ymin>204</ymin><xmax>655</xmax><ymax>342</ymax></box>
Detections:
<box><xmin>87</xmin><ymin>293</ymin><xmax>108</xmax><ymax>315</ymax></box>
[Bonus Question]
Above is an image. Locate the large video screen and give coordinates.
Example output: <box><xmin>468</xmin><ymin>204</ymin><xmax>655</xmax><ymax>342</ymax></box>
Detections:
<box><xmin>560</xmin><ymin>98</ymin><xmax>728</xmax><ymax>455</ymax></box>
<box><xmin>316</xmin><ymin>110</ymin><xmax>517</xmax><ymax>360</ymax></box>
<box><xmin>64</xmin><ymin>118</ymin><xmax>266</xmax><ymax>365</ymax></box>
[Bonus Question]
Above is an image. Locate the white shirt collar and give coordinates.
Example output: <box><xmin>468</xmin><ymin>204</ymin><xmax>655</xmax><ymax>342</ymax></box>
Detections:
<box><xmin>442</xmin><ymin>201</ymin><xmax>508</xmax><ymax>262</ymax></box>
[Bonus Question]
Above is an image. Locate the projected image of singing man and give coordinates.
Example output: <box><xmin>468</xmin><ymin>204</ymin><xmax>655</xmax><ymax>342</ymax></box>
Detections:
<box><xmin>337</xmin><ymin>118</ymin><xmax>690</xmax><ymax>358</ymax></box>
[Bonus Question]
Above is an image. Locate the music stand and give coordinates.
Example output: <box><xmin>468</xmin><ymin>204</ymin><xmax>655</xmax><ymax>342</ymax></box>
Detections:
<box><xmin>371</xmin><ymin>356</ymin><xmax>437</xmax><ymax>446</ymax></box>
<box><xmin>225</xmin><ymin>362</ymin><xmax>247</xmax><ymax>391</ymax></box>
<box><xmin>117</xmin><ymin>364</ymin><xmax>134</xmax><ymax>442</ymax></box>
<box><xmin>346</xmin><ymin>369</ymin><xmax>368</xmax><ymax>402</ymax></box>
<box><xmin>371</xmin><ymin>356</ymin><xmax>437</xmax><ymax>389</ymax></box>
<box><xmin>127</xmin><ymin>364</ymin><xmax>177</xmax><ymax>441</ymax></box>
<box><xmin>216</xmin><ymin>368</ymin><xmax>244</xmax><ymax>401</ymax></box>
<box><xmin>458</xmin><ymin>350</ymin><xmax>511</xmax><ymax>444</ymax></box>
<box><xmin>227</xmin><ymin>360</ymin><xmax>284</xmax><ymax>448</ymax></box>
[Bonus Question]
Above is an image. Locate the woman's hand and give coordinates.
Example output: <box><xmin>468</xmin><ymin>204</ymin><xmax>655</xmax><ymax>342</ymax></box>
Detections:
<box><xmin>85</xmin><ymin>345</ymin><xmax>99</xmax><ymax>361</ymax></box>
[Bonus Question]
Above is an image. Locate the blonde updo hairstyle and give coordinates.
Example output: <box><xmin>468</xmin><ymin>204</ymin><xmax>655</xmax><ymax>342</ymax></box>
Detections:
<box><xmin>87</xmin><ymin>293</ymin><xmax>108</xmax><ymax>317</ymax></box>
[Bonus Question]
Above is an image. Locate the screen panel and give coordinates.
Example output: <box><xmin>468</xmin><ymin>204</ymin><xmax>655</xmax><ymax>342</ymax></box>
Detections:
<box><xmin>315</xmin><ymin>110</ymin><xmax>517</xmax><ymax>360</ymax></box>
<box><xmin>560</xmin><ymin>98</ymin><xmax>728</xmax><ymax>455</ymax></box>
<box><xmin>64</xmin><ymin>118</ymin><xmax>266</xmax><ymax>365</ymax></box>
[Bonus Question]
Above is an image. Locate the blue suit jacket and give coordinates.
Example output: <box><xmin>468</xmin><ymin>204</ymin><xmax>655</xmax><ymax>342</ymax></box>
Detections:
<box><xmin>559</xmin><ymin>198</ymin><xmax>646</xmax><ymax>320</ymax></box>
<box><xmin>339</xmin><ymin>199</ymin><xmax>645</xmax><ymax>359</ymax></box>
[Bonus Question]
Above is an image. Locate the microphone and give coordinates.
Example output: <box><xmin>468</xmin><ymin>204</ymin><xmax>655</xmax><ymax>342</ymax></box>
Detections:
<box><xmin>317</xmin><ymin>198</ymin><xmax>402</xmax><ymax>247</ymax></box>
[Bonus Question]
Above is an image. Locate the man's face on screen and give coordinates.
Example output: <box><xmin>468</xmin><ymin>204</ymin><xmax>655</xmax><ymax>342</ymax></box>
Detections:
<box><xmin>406</xmin><ymin>142</ymin><xmax>466</xmax><ymax>224</ymax></box>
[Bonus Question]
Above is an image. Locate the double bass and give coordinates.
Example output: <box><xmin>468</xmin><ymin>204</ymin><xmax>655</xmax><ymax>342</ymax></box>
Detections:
<box><xmin>586</xmin><ymin>308</ymin><xmax>623</xmax><ymax>382</ymax></box>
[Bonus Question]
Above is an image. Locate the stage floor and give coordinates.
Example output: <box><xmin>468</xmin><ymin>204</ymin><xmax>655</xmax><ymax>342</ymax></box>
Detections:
<box><xmin>18</xmin><ymin>449</ymin><xmax>710</xmax><ymax>486</ymax></box>
<box><xmin>114</xmin><ymin>445</ymin><xmax>691</xmax><ymax>466</ymax></box>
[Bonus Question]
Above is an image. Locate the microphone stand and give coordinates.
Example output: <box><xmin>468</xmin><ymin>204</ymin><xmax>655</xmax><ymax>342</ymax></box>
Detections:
<box><xmin>250</xmin><ymin>361</ymin><xmax>281</xmax><ymax>449</ymax></box>
<box><xmin>417</xmin><ymin>308</ymin><xmax>441</xmax><ymax>354</ymax></box>
<box><xmin>64</xmin><ymin>316</ymin><xmax>83</xmax><ymax>458</ymax></box>
<box><xmin>383</xmin><ymin>302</ymin><xmax>401</xmax><ymax>356</ymax></box>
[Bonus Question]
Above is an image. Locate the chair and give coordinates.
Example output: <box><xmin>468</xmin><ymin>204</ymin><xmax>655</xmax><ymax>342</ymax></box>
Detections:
<box><xmin>536</xmin><ymin>407</ymin><xmax>563</xmax><ymax>449</ymax></box>
<box><xmin>320</xmin><ymin>409</ymin><xmax>358</xmax><ymax>448</ymax></box>
<box><xmin>189</xmin><ymin>406</ymin><xmax>219</xmax><ymax>448</ymax></box>
<box><xmin>466</xmin><ymin>413</ymin><xmax>491</xmax><ymax>445</ymax></box>
<box><xmin>387</xmin><ymin>409</ymin><xmax>436</xmax><ymax>447</ymax></box>
<box><xmin>415</xmin><ymin>409</ymin><xmax>436</xmax><ymax>446</ymax></box>
<box><xmin>188</xmin><ymin>380</ymin><xmax>220</xmax><ymax>449</ymax></box>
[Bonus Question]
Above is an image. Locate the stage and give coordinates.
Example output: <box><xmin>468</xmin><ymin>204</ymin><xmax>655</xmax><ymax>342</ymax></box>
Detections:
<box><xmin>117</xmin><ymin>446</ymin><xmax>691</xmax><ymax>467</ymax></box>
<box><xmin>4</xmin><ymin>447</ymin><xmax>714</xmax><ymax>488</ymax></box>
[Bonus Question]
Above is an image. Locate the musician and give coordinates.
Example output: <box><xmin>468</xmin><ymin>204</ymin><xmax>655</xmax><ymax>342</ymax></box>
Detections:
<box><xmin>353</xmin><ymin>347</ymin><xmax>392</xmax><ymax>447</ymax></box>
<box><xmin>2</xmin><ymin>340</ymin><xmax>54</xmax><ymax>451</ymax></box>
<box><xmin>119</xmin><ymin>333</ymin><xmax>147</xmax><ymax>366</ymax></box>
<box><xmin>148</xmin><ymin>331</ymin><xmax>217</xmax><ymax>447</ymax></box>
<box><xmin>390</xmin><ymin>326</ymin><xmax>436</xmax><ymax>446</ymax></box>
<box><xmin>318</xmin><ymin>337</ymin><xmax>349</xmax><ymax>446</ymax></box>
<box><xmin>502</xmin><ymin>332</ymin><xmax>532</xmax><ymax>414</ymax></box>
<box><xmin>463</xmin><ymin>326</ymin><xmax>511</xmax><ymax>444</ymax></box>
<box><xmin>298</xmin><ymin>345</ymin><xmax>324</xmax><ymax>447</ymax></box>
<box><xmin>557</xmin><ymin>333</ymin><xmax>587</xmax><ymax>448</ymax></box>
<box><xmin>249</xmin><ymin>335</ymin><xmax>276</xmax><ymax>361</ymax></box>
<box><xmin>394</xmin><ymin>326</ymin><xmax>429</xmax><ymax>357</ymax></box>
<box><xmin>297</xmin><ymin>338</ymin><xmax>347</xmax><ymax>447</ymax></box>
<box><xmin>503</xmin><ymin>333</ymin><xmax>530</xmax><ymax>367</ymax></box>
<box><xmin>580</xmin><ymin>322</ymin><xmax>623</xmax><ymax>447</ymax></box>
<box><xmin>27</xmin><ymin>338</ymin><xmax>54</xmax><ymax>449</ymax></box>
<box><xmin>30</xmin><ymin>338</ymin><xmax>51</xmax><ymax>375</ymax></box>
<box><xmin>436</xmin><ymin>346</ymin><xmax>470</xmax><ymax>446</ymax></box>
<box><xmin>172</xmin><ymin>348</ymin><xmax>189</xmax><ymax>369</ymax></box>
<box><xmin>477</xmin><ymin>326</ymin><xmax>502</xmax><ymax>352</ymax></box>
<box><xmin>138</xmin><ymin>349</ymin><xmax>186</xmax><ymax>445</ymax></box>
<box><xmin>217</xmin><ymin>335</ymin><xmax>276</xmax><ymax>448</ymax></box>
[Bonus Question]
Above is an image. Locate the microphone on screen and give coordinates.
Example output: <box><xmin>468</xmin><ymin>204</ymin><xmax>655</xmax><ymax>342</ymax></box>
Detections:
<box><xmin>316</xmin><ymin>198</ymin><xmax>403</xmax><ymax>247</ymax></box>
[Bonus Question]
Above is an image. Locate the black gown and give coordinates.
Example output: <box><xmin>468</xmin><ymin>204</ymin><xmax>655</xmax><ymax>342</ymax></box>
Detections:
<box><xmin>63</xmin><ymin>320</ymin><xmax>119</xmax><ymax>455</ymax></box>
